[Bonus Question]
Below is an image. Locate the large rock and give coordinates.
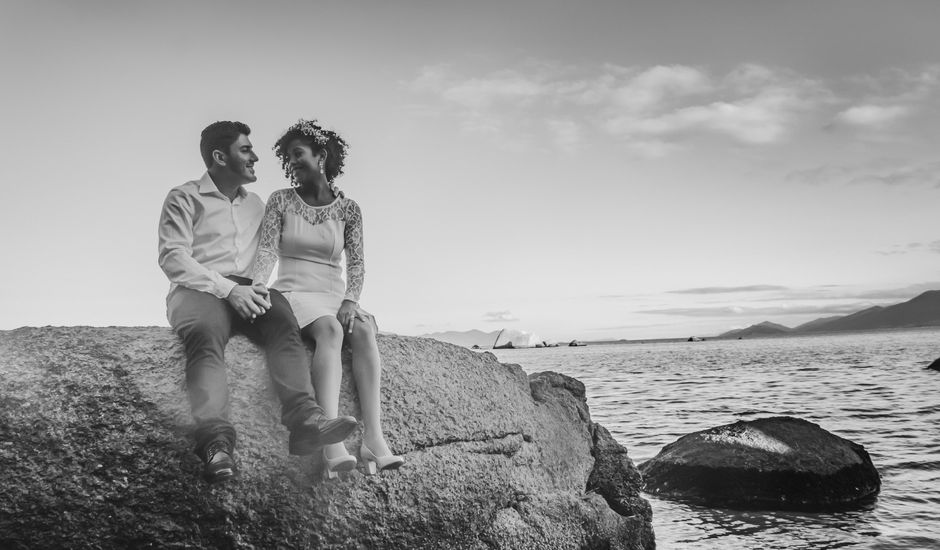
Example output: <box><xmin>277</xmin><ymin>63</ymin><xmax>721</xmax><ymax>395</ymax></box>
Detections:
<box><xmin>0</xmin><ymin>327</ymin><xmax>653</xmax><ymax>549</ymax></box>
<box><xmin>639</xmin><ymin>416</ymin><xmax>880</xmax><ymax>511</ymax></box>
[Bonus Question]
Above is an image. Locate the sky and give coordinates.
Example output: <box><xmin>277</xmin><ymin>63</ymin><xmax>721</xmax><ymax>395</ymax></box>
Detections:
<box><xmin>2</xmin><ymin>0</ymin><xmax>940</xmax><ymax>341</ymax></box>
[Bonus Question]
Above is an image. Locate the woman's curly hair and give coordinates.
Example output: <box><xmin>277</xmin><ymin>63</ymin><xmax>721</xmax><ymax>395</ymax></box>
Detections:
<box><xmin>273</xmin><ymin>119</ymin><xmax>349</xmax><ymax>184</ymax></box>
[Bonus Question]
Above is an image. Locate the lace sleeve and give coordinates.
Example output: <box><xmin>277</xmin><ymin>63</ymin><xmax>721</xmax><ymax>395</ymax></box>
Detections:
<box><xmin>250</xmin><ymin>190</ymin><xmax>285</xmax><ymax>285</ymax></box>
<box><xmin>343</xmin><ymin>199</ymin><xmax>364</xmax><ymax>302</ymax></box>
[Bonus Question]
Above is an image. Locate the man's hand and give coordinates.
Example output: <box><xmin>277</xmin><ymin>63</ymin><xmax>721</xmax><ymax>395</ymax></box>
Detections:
<box><xmin>226</xmin><ymin>284</ymin><xmax>272</xmax><ymax>321</ymax></box>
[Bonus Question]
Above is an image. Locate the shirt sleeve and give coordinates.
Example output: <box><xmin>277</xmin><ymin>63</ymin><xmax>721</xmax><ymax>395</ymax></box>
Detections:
<box><xmin>158</xmin><ymin>189</ymin><xmax>236</xmax><ymax>298</ymax></box>
<box><xmin>250</xmin><ymin>190</ymin><xmax>284</xmax><ymax>285</ymax></box>
<box><xmin>343</xmin><ymin>199</ymin><xmax>364</xmax><ymax>302</ymax></box>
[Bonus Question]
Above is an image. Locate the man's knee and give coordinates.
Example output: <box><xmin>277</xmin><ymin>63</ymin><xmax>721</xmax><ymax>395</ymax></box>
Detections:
<box><xmin>262</xmin><ymin>292</ymin><xmax>300</xmax><ymax>330</ymax></box>
<box><xmin>180</xmin><ymin>318</ymin><xmax>228</xmax><ymax>349</ymax></box>
<box><xmin>170</xmin><ymin>290</ymin><xmax>230</xmax><ymax>348</ymax></box>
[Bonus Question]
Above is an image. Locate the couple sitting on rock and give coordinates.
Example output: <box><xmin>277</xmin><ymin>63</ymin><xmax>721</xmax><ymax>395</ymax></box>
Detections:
<box><xmin>157</xmin><ymin>120</ymin><xmax>403</xmax><ymax>483</ymax></box>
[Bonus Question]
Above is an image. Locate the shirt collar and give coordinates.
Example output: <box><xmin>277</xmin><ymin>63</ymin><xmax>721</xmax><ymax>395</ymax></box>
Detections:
<box><xmin>198</xmin><ymin>171</ymin><xmax>248</xmax><ymax>200</ymax></box>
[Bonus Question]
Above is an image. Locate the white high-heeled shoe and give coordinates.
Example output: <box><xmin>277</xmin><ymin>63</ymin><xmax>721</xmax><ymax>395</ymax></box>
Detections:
<box><xmin>360</xmin><ymin>443</ymin><xmax>404</xmax><ymax>475</ymax></box>
<box><xmin>323</xmin><ymin>449</ymin><xmax>357</xmax><ymax>479</ymax></box>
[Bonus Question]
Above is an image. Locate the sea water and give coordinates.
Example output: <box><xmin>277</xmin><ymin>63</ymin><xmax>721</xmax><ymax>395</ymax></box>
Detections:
<box><xmin>492</xmin><ymin>328</ymin><xmax>940</xmax><ymax>550</ymax></box>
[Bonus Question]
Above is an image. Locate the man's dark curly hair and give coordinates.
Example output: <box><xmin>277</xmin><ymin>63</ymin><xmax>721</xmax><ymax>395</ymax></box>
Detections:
<box><xmin>200</xmin><ymin>121</ymin><xmax>251</xmax><ymax>168</ymax></box>
<box><xmin>273</xmin><ymin>119</ymin><xmax>349</xmax><ymax>184</ymax></box>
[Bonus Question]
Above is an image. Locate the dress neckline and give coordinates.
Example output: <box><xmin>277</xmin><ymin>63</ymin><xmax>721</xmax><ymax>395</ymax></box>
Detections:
<box><xmin>291</xmin><ymin>187</ymin><xmax>340</xmax><ymax>209</ymax></box>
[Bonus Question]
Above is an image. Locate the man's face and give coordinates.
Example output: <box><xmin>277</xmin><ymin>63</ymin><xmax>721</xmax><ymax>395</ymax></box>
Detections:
<box><xmin>222</xmin><ymin>134</ymin><xmax>259</xmax><ymax>184</ymax></box>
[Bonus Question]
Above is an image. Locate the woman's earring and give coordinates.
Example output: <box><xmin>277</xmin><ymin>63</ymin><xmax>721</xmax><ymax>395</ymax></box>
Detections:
<box><xmin>318</xmin><ymin>160</ymin><xmax>325</xmax><ymax>174</ymax></box>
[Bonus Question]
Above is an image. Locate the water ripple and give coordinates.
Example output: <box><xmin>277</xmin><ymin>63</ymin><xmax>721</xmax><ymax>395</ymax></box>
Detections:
<box><xmin>494</xmin><ymin>328</ymin><xmax>940</xmax><ymax>550</ymax></box>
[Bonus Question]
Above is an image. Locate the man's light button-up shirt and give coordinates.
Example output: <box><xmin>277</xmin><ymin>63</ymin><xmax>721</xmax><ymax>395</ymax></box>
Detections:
<box><xmin>157</xmin><ymin>172</ymin><xmax>265</xmax><ymax>299</ymax></box>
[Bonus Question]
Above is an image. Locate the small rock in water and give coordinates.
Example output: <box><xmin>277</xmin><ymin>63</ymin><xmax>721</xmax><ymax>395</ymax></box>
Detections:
<box><xmin>639</xmin><ymin>416</ymin><xmax>880</xmax><ymax>511</ymax></box>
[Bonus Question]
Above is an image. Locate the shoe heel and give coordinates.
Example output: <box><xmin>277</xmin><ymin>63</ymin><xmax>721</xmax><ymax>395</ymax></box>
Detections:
<box><xmin>359</xmin><ymin>443</ymin><xmax>404</xmax><ymax>475</ymax></box>
<box><xmin>323</xmin><ymin>448</ymin><xmax>357</xmax><ymax>480</ymax></box>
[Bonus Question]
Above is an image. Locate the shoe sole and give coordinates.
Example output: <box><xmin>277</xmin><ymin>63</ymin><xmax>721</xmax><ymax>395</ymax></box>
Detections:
<box><xmin>289</xmin><ymin>419</ymin><xmax>358</xmax><ymax>455</ymax></box>
<box><xmin>363</xmin><ymin>458</ymin><xmax>405</xmax><ymax>475</ymax></box>
<box><xmin>326</xmin><ymin>458</ymin><xmax>358</xmax><ymax>478</ymax></box>
<box><xmin>205</xmin><ymin>467</ymin><xmax>235</xmax><ymax>483</ymax></box>
<box><xmin>332</xmin><ymin>461</ymin><xmax>357</xmax><ymax>472</ymax></box>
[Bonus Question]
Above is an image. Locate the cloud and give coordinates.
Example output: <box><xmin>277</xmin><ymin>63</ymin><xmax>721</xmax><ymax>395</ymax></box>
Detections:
<box><xmin>410</xmin><ymin>64</ymin><xmax>548</xmax><ymax>109</ymax></box>
<box><xmin>851</xmin><ymin>281</ymin><xmax>940</xmax><ymax>299</ymax></box>
<box><xmin>836</xmin><ymin>104</ymin><xmax>909</xmax><ymax>127</ymax></box>
<box><xmin>845</xmin><ymin>66</ymin><xmax>940</xmax><ymax>100</ymax></box>
<box><xmin>639</xmin><ymin>302</ymin><xmax>874</xmax><ymax>318</ymax></box>
<box><xmin>643</xmin><ymin>283</ymin><xmax>940</xmax><ymax>318</ymax></box>
<box><xmin>876</xmin><ymin>242</ymin><xmax>926</xmax><ymax>256</ymax></box>
<box><xmin>742</xmin><ymin>283</ymin><xmax>940</xmax><ymax>302</ymax></box>
<box><xmin>851</xmin><ymin>162</ymin><xmax>940</xmax><ymax>187</ymax></box>
<box><xmin>786</xmin><ymin>160</ymin><xmax>940</xmax><ymax>187</ymax></box>
<box><xmin>409</xmin><ymin>61</ymin><xmax>940</xmax><ymax>159</ymax></box>
<box><xmin>482</xmin><ymin>310</ymin><xmax>519</xmax><ymax>323</ymax></box>
<box><xmin>606</xmin><ymin>69</ymin><xmax>824</xmax><ymax>146</ymax></box>
<box><xmin>408</xmin><ymin>61</ymin><xmax>830</xmax><ymax>156</ymax></box>
<box><xmin>609</xmin><ymin>64</ymin><xmax>712</xmax><ymax>112</ymax></box>
<box><xmin>824</xmin><ymin>65</ymin><xmax>940</xmax><ymax>136</ymax></box>
<box><xmin>597</xmin><ymin>64</ymin><xmax>827</xmax><ymax>151</ymax></box>
<box><xmin>669</xmin><ymin>285</ymin><xmax>789</xmax><ymax>294</ymax></box>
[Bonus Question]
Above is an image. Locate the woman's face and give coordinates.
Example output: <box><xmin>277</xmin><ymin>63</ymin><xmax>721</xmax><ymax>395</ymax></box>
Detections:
<box><xmin>286</xmin><ymin>138</ymin><xmax>324</xmax><ymax>184</ymax></box>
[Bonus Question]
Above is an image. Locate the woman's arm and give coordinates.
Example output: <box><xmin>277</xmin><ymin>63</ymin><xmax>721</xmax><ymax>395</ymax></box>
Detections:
<box><xmin>343</xmin><ymin>199</ymin><xmax>364</xmax><ymax>303</ymax></box>
<box><xmin>250</xmin><ymin>190</ymin><xmax>285</xmax><ymax>285</ymax></box>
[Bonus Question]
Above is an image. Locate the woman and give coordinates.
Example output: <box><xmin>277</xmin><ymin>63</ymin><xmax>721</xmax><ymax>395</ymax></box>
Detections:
<box><xmin>251</xmin><ymin>119</ymin><xmax>403</xmax><ymax>477</ymax></box>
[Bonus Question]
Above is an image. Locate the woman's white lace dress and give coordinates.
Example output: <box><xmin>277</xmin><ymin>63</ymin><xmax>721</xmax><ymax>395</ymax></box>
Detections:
<box><xmin>250</xmin><ymin>188</ymin><xmax>369</xmax><ymax>328</ymax></box>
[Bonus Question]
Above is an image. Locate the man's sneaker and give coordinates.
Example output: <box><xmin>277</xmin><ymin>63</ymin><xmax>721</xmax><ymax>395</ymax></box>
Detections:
<box><xmin>288</xmin><ymin>414</ymin><xmax>359</xmax><ymax>455</ymax></box>
<box><xmin>203</xmin><ymin>440</ymin><xmax>235</xmax><ymax>483</ymax></box>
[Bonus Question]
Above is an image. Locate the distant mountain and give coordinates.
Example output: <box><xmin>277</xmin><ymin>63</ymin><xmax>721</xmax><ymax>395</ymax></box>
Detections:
<box><xmin>792</xmin><ymin>315</ymin><xmax>843</xmax><ymax>332</ymax></box>
<box><xmin>798</xmin><ymin>306</ymin><xmax>886</xmax><ymax>333</ymax></box>
<box><xmin>715</xmin><ymin>290</ymin><xmax>940</xmax><ymax>338</ymax></box>
<box><xmin>420</xmin><ymin>329</ymin><xmax>500</xmax><ymax>348</ymax></box>
<box><xmin>718</xmin><ymin>321</ymin><xmax>792</xmax><ymax>339</ymax></box>
<box><xmin>800</xmin><ymin>290</ymin><xmax>940</xmax><ymax>333</ymax></box>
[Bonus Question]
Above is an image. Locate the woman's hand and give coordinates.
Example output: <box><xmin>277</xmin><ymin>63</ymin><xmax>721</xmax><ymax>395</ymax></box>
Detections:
<box><xmin>337</xmin><ymin>300</ymin><xmax>358</xmax><ymax>334</ymax></box>
<box><xmin>226</xmin><ymin>284</ymin><xmax>271</xmax><ymax>321</ymax></box>
<box><xmin>329</xmin><ymin>182</ymin><xmax>345</xmax><ymax>199</ymax></box>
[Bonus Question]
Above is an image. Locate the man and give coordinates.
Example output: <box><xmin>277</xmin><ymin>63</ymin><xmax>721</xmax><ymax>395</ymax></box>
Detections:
<box><xmin>158</xmin><ymin>120</ymin><xmax>357</xmax><ymax>483</ymax></box>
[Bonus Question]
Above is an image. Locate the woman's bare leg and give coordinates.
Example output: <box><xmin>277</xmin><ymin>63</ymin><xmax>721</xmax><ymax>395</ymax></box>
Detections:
<box><xmin>303</xmin><ymin>316</ymin><xmax>348</xmax><ymax>459</ymax></box>
<box><xmin>348</xmin><ymin>319</ymin><xmax>393</xmax><ymax>456</ymax></box>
